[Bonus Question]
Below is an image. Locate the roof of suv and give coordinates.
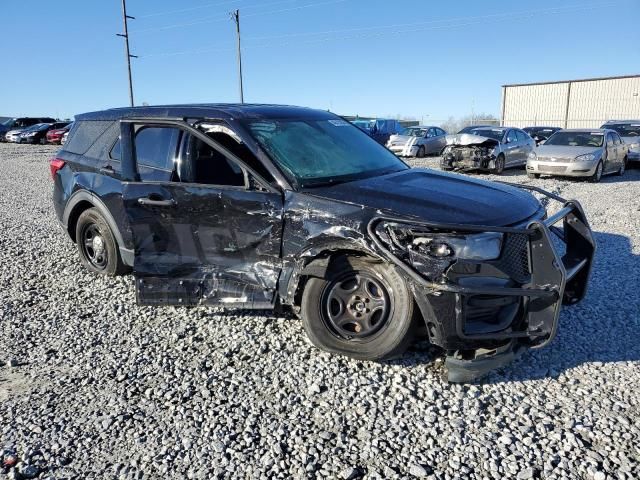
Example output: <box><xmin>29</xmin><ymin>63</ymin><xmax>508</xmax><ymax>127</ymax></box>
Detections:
<box><xmin>76</xmin><ymin>104</ymin><xmax>335</xmax><ymax>121</ymax></box>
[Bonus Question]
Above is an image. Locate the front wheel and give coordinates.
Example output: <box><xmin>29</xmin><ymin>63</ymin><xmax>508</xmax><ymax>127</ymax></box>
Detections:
<box><xmin>492</xmin><ymin>154</ymin><xmax>505</xmax><ymax>174</ymax></box>
<box><xmin>590</xmin><ymin>161</ymin><xmax>603</xmax><ymax>183</ymax></box>
<box><xmin>300</xmin><ymin>256</ymin><xmax>416</xmax><ymax>361</ymax></box>
<box><xmin>416</xmin><ymin>146</ymin><xmax>425</xmax><ymax>158</ymax></box>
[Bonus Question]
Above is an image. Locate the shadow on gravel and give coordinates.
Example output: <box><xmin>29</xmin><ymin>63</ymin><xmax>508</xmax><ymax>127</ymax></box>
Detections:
<box><xmin>491</xmin><ymin>230</ymin><xmax>640</xmax><ymax>383</ymax></box>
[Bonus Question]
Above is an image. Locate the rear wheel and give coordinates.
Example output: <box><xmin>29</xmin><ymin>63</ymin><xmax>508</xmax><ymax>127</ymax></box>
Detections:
<box><xmin>301</xmin><ymin>256</ymin><xmax>416</xmax><ymax>360</ymax></box>
<box><xmin>492</xmin><ymin>154</ymin><xmax>505</xmax><ymax>174</ymax></box>
<box><xmin>590</xmin><ymin>161</ymin><xmax>603</xmax><ymax>183</ymax></box>
<box><xmin>76</xmin><ymin>208</ymin><xmax>127</xmax><ymax>276</ymax></box>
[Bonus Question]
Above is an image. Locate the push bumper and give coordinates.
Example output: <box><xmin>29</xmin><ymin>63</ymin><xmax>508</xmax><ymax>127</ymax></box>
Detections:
<box><xmin>369</xmin><ymin>185</ymin><xmax>596</xmax><ymax>381</ymax></box>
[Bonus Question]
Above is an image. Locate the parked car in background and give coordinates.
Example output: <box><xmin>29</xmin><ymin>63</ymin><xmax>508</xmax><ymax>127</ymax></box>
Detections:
<box><xmin>441</xmin><ymin>126</ymin><xmax>535</xmax><ymax>174</ymax></box>
<box><xmin>386</xmin><ymin>126</ymin><xmax>447</xmax><ymax>157</ymax></box>
<box><xmin>50</xmin><ymin>104</ymin><xmax>595</xmax><ymax>382</ymax></box>
<box><xmin>357</xmin><ymin>118</ymin><xmax>404</xmax><ymax>145</ymax></box>
<box><xmin>46</xmin><ymin>122</ymin><xmax>74</xmax><ymax>144</ymax></box>
<box><xmin>457</xmin><ymin>125</ymin><xmax>494</xmax><ymax>134</ymax></box>
<box><xmin>351</xmin><ymin>119</ymin><xmax>371</xmax><ymax>132</ymax></box>
<box><xmin>600</xmin><ymin>120</ymin><xmax>640</xmax><ymax>163</ymax></box>
<box><xmin>0</xmin><ymin>117</ymin><xmax>56</xmax><ymax>141</ymax></box>
<box><xmin>527</xmin><ymin>129</ymin><xmax>628</xmax><ymax>182</ymax></box>
<box><xmin>18</xmin><ymin>122</ymin><xmax>70</xmax><ymax>145</ymax></box>
<box><xmin>523</xmin><ymin>126</ymin><xmax>562</xmax><ymax>145</ymax></box>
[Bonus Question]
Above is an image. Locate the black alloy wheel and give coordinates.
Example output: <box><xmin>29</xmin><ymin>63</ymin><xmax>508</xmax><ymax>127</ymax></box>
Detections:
<box><xmin>80</xmin><ymin>223</ymin><xmax>109</xmax><ymax>271</ymax></box>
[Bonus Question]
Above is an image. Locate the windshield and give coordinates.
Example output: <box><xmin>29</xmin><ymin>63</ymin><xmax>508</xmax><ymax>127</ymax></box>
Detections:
<box><xmin>402</xmin><ymin>127</ymin><xmax>427</xmax><ymax>137</ymax></box>
<box><xmin>2</xmin><ymin>119</ymin><xmax>15</xmax><ymax>127</ymax></box>
<box><xmin>545</xmin><ymin>131</ymin><xmax>604</xmax><ymax>147</ymax></box>
<box><xmin>21</xmin><ymin>123</ymin><xmax>46</xmax><ymax>132</ymax></box>
<box><xmin>603</xmin><ymin>124</ymin><xmax>640</xmax><ymax>137</ymax></box>
<box><xmin>244</xmin><ymin>118</ymin><xmax>408</xmax><ymax>188</ymax></box>
<box><xmin>466</xmin><ymin>128</ymin><xmax>505</xmax><ymax>141</ymax></box>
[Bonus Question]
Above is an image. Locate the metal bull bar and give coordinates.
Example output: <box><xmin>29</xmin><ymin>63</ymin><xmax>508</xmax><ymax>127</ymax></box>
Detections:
<box><xmin>368</xmin><ymin>183</ymin><xmax>596</xmax><ymax>348</ymax></box>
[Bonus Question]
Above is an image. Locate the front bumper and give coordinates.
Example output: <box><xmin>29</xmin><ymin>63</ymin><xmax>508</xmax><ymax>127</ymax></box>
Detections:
<box><xmin>369</xmin><ymin>185</ymin><xmax>596</xmax><ymax>381</ymax></box>
<box><xmin>527</xmin><ymin>158</ymin><xmax>598</xmax><ymax>177</ymax></box>
<box><xmin>388</xmin><ymin>144</ymin><xmax>419</xmax><ymax>157</ymax></box>
<box><xmin>441</xmin><ymin>150</ymin><xmax>497</xmax><ymax>171</ymax></box>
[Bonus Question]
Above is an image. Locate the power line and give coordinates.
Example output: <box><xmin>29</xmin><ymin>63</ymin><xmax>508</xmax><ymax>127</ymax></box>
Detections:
<box><xmin>136</xmin><ymin>0</ymin><xmax>242</xmax><ymax>19</ymax></box>
<box><xmin>131</xmin><ymin>0</ymin><xmax>350</xmax><ymax>35</ymax></box>
<box><xmin>231</xmin><ymin>9</ymin><xmax>244</xmax><ymax>103</ymax></box>
<box><xmin>140</xmin><ymin>1</ymin><xmax>617</xmax><ymax>59</ymax></box>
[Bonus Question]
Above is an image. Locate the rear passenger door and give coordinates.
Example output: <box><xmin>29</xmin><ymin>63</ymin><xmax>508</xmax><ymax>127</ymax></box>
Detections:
<box><xmin>503</xmin><ymin>129</ymin><xmax>521</xmax><ymax>166</ymax></box>
<box><xmin>515</xmin><ymin>129</ymin><xmax>532</xmax><ymax>165</ymax></box>
<box><xmin>121</xmin><ymin>120</ymin><xmax>284</xmax><ymax>308</ymax></box>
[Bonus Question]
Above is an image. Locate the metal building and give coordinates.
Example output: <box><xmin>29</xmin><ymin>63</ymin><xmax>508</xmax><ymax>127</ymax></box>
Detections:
<box><xmin>501</xmin><ymin>74</ymin><xmax>640</xmax><ymax>129</ymax></box>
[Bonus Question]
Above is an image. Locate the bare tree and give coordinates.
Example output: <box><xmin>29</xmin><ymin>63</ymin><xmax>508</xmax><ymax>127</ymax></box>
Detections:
<box><xmin>439</xmin><ymin>113</ymin><xmax>499</xmax><ymax>134</ymax></box>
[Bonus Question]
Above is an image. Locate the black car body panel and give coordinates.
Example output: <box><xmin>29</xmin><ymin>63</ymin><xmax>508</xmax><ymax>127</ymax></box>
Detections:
<box><xmin>52</xmin><ymin>104</ymin><xmax>596</xmax><ymax>381</ymax></box>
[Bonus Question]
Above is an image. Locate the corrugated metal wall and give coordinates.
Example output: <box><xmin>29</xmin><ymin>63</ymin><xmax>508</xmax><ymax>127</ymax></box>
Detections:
<box><xmin>501</xmin><ymin>76</ymin><xmax>640</xmax><ymax>128</ymax></box>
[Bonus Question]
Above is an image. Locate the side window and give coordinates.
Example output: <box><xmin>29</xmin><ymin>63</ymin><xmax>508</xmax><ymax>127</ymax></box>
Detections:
<box><xmin>506</xmin><ymin>130</ymin><xmax>518</xmax><ymax>143</ymax></box>
<box><xmin>606</xmin><ymin>133</ymin><xmax>615</xmax><ymax>146</ymax></box>
<box><xmin>613</xmin><ymin>133</ymin><xmax>622</xmax><ymax>145</ymax></box>
<box><xmin>134</xmin><ymin>126</ymin><xmax>180</xmax><ymax>181</ymax></box>
<box><xmin>427</xmin><ymin>128</ymin><xmax>436</xmax><ymax>138</ymax></box>
<box><xmin>516</xmin><ymin>130</ymin><xmax>528</xmax><ymax>142</ymax></box>
<box><xmin>180</xmin><ymin>134</ymin><xmax>245</xmax><ymax>187</ymax></box>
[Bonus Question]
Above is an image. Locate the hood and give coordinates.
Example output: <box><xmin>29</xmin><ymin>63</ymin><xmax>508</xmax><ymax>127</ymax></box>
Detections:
<box><xmin>536</xmin><ymin>145</ymin><xmax>603</xmax><ymax>160</ymax></box>
<box><xmin>7</xmin><ymin>129</ymin><xmax>25</xmax><ymax>135</ymax></box>
<box><xmin>306</xmin><ymin>169</ymin><xmax>542</xmax><ymax>227</ymax></box>
<box><xmin>445</xmin><ymin>133</ymin><xmax>500</xmax><ymax>148</ymax></box>
<box><xmin>388</xmin><ymin>134</ymin><xmax>418</xmax><ymax>146</ymax></box>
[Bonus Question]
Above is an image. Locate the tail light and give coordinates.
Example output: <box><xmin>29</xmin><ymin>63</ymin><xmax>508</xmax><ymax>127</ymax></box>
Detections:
<box><xmin>49</xmin><ymin>158</ymin><xmax>66</xmax><ymax>180</ymax></box>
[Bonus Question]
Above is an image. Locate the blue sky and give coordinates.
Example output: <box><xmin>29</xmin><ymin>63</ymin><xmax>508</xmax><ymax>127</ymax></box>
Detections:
<box><xmin>2</xmin><ymin>0</ymin><xmax>639</xmax><ymax>122</ymax></box>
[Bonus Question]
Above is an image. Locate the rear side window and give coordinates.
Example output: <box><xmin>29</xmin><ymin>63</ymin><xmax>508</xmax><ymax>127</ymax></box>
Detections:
<box><xmin>64</xmin><ymin>121</ymin><xmax>114</xmax><ymax>155</ymax></box>
<box><xmin>134</xmin><ymin>126</ymin><xmax>180</xmax><ymax>182</ymax></box>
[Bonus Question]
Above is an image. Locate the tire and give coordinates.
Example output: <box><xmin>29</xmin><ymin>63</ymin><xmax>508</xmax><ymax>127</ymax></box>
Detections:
<box><xmin>492</xmin><ymin>154</ymin><xmax>505</xmax><ymax>175</ymax></box>
<box><xmin>527</xmin><ymin>173</ymin><xmax>540</xmax><ymax>179</ymax></box>
<box><xmin>617</xmin><ymin>157</ymin><xmax>627</xmax><ymax>176</ymax></box>
<box><xmin>300</xmin><ymin>256</ymin><xmax>416</xmax><ymax>361</ymax></box>
<box><xmin>416</xmin><ymin>146</ymin><xmax>425</xmax><ymax>158</ymax></box>
<box><xmin>75</xmin><ymin>208</ymin><xmax>127</xmax><ymax>276</ymax></box>
<box><xmin>40</xmin><ymin>137</ymin><xmax>47</xmax><ymax>145</ymax></box>
<box><xmin>589</xmin><ymin>161</ymin><xmax>603</xmax><ymax>183</ymax></box>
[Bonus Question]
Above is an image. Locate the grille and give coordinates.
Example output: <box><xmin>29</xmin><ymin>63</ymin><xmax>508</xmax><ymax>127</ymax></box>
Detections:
<box><xmin>496</xmin><ymin>233</ymin><xmax>530</xmax><ymax>283</ymax></box>
<box><xmin>539</xmin><ymin>165</ymin><xmax>567</xmax><ymax>173</ymax></box>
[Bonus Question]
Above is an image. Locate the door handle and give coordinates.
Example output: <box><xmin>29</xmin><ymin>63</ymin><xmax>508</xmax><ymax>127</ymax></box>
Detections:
<box><xmin>137</xmin><ymin>197</ymin><xmax>177</xmax><ymax>207</ymax></box>
<box><xmin>100</xmin><ymin>165</ymin><xmax>114</xmax><ymax>174</ymax></box>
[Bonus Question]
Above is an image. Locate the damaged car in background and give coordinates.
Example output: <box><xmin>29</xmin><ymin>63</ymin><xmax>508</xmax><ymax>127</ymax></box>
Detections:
<box><xmin>441</xmin><ymin>127</ymin><xmax>535</xmax><ymax>174</ymax></box>
<box><xmin>51</xmin><ymin>104</ymin><xmax>595</xmax><ymax>382</ymax></box>
<box><xmin>386</xmin><ymin>125</ymin><xmax>447</xmax><ymax>158</ymax></box>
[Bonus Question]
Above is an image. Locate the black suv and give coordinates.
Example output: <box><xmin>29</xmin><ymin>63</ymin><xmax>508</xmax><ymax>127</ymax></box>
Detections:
<box><xmin>51</xmin><ymin>104</ymin><xmax>596</xmax><ymax>381</ymax></box>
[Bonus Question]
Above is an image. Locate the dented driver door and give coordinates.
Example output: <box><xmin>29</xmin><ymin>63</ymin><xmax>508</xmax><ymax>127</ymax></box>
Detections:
<box><xmin>121</xmin><ymin>123</ymin><xmax>284</xmax><ymax>308</ymax></box>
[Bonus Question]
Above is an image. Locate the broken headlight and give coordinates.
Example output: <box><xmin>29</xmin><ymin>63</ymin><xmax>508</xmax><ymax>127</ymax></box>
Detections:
<box><xmin>376</xmin><ymin>223</ymin><xmax>503</xmax><ymax>261</ymax></box>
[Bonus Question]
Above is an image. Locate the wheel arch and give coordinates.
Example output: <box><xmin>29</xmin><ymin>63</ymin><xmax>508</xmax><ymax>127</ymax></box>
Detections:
<box><xmin>63</xmin><ymin>191</ymin><xmax>127</xmax><ymax>249</ymax></box>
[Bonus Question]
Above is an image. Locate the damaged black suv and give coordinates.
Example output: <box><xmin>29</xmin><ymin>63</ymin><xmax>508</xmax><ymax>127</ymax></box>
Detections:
<box><xmin>51</xmin><ymin>105</ymin><xmax>595</xmax><ymax>381</ymax></box>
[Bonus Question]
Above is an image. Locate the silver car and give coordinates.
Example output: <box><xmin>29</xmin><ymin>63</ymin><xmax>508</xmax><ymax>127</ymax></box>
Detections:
<box><xmin>386</xmin><ymin>126</ymin><xmax>447</xmax><ymax>157</ymax></box>
<box><xmin>527</xmin><ymin>129</ymin><xmax>628</xmax><ymax>182</ymax></box>
<box><xmin>600</xmin><ymin>121</ymin><xmax>640</xmax><ymax>163</ymax></box>
<box><xmin>441</xmin><ymin>127</ymin><xmax>535</xmax><ymax>174</ymax></box>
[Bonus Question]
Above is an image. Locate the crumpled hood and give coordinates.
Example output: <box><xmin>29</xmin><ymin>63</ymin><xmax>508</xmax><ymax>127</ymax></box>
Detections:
<box><xmin>306</xmin><ymin>169</ymin><xmax>543</xmax><ymax>227</ymax></box>
<box><xmin>536</xmin><ymin>145</ymin><xmax>603</xmax><ymax>160</ymax></box>
<box><xmin>445</xmin><ymin>133</ymin><xmax>499</xmax><ymax>147</ymax></box>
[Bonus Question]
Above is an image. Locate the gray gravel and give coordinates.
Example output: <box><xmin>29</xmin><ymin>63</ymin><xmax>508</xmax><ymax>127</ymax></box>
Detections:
<box><xmin>1</xmin><ymin>143</ymin><xmax>639</xmax><ymax>479</ymax></box>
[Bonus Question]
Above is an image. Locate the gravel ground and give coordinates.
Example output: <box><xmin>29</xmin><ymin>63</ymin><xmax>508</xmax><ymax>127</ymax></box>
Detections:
<box><xmin>0</xmin><ymin>143</ymin><xmax>639</xmax><ymax>480</ymax></box>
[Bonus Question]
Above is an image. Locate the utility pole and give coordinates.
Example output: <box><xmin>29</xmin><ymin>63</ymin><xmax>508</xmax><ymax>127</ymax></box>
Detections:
<box><xmin>230</xmin><ymin>9</ymin><xmax>244</xmax><ymax>103</ymax></box>
<box><xmin>117</xmin><ymin>0</ymin><xmax>137</xmax><ymax>107</ymax></box>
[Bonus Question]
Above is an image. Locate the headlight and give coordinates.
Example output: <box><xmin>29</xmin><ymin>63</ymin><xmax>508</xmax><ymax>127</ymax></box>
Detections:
<box><xmin>575</xmin><ymin>153</ymin><xmax>597</xmax><ymax>162</ymax></box>
<box><xmin>528</xmin><ymin>151</ymin><xmax>537</xmax><ymax>160</ymax></box>
<box><xmin>26</xmin><ymin>132</ymin><xmax>37</xmax><ymax>136</ymax></box>
<box><xmin>376</xmin><ymin>223</ymin><xmax>503</xmax><ymax>261</ymax></box>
